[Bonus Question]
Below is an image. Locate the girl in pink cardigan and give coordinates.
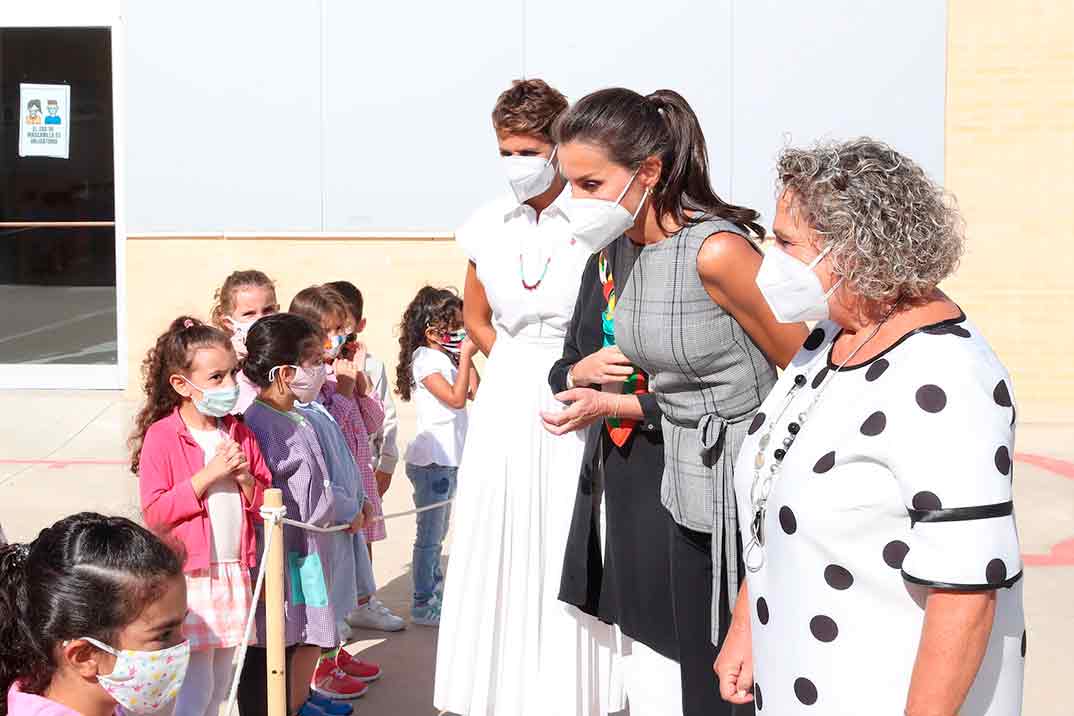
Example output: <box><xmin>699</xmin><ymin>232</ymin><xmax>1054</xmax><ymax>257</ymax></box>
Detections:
<box><xmin>130</xmin><ymin>316</ymin><xmax>271</xmax><ymax>716</ymax></box>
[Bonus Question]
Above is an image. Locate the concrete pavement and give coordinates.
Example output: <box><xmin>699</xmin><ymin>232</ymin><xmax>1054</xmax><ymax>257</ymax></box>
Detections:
<box><xmin>0</xmin><ymin>389</ymin><xmax>1070</xmax><ymax>715</ymax></box>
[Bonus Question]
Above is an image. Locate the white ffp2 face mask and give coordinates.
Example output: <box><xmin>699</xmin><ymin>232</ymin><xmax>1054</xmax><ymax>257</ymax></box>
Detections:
<box><xmin>566</xmin><ymin>170</ymin><xmax>649</xmax><ymax>253</ymax></box>
<box><xmin>755</xmin><ymin>244</ymin><xmax>842</xmax><ymax>323</ymax></box>
<box><xmin>503</xmin><ymin>146</ymin><xmax>558</xmax><ymax>204</ymax></box>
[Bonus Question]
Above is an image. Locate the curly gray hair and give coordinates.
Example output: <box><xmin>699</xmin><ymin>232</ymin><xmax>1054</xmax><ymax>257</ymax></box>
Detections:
<box><xmin>777</xmin><ymin>138</ymin><xmax>964</xmax><ymax>307</ymax></box>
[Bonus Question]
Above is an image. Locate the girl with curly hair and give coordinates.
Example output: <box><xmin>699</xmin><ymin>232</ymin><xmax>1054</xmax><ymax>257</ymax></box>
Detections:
<box><xmin>397</xmin><ymin>286</ymin><xmax>477</xmax><ymax>626</ymax></box>
<box><xmin>129</xmin><ymin>316</ymin><xmax>271</xmax><ymax>716</ymax></box>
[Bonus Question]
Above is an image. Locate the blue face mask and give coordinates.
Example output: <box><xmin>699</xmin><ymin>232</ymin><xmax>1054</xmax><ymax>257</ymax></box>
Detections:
<box><xmin>179</xmin><ymin>376</ymin><xmax>239</xmax><ymax>417</ymax></box>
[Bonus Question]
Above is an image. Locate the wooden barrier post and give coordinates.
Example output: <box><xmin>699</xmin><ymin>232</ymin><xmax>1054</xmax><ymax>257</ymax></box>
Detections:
<box><xmin>264</xmin><ymin>488</ymin><xmax>287</xmax><ymax>716</ymax></box>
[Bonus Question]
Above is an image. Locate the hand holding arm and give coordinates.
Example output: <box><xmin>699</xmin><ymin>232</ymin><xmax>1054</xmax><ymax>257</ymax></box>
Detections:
<box><xmin>540</xmin><ymin>388</ymin><xmax>646</xmax><ymax>436</ymax></box>
<box><xmin>568</xmin><ymin>346</ymin><xmax>635</xmax><ymax>387</ymax></box>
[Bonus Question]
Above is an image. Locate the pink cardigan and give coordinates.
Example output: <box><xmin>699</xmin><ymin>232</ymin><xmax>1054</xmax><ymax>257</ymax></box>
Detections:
<box><xmin>138</xmin><ymin>408</ymin><xmax>271</xmax><ymax>572</ymax></box>
<box><xmin>7</xmin><ymin>682</ymin><xmax>119</xmax><ymax>716</ymax></box>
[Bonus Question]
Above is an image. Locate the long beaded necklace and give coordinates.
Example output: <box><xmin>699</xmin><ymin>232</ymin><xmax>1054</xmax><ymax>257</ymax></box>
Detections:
<box><xmin>744</xmin><ymin>308</ymin><xmax>898</xmax><ymax>572</ymax></box>
<box><xmin>519</xmin><ymin>252</ymin><xmax>551</xmax><ymax>291</ymax></box>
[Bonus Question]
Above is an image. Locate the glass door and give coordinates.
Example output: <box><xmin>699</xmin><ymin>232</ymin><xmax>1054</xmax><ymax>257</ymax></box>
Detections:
<box><xmin>0</xmin><ymin>10</ymin><xmax>124</xmax><ymax>389</ymax></box>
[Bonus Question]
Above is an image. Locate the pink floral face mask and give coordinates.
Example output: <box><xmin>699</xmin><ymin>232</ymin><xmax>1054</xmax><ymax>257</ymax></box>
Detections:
<box><xmin>81</xmin><ymin>637</ymin><xmax>190</xmax><ymax>715</ymax></box>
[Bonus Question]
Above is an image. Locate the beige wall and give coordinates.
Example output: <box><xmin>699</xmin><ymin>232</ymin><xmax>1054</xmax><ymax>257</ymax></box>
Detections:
<box><xmin>944</xmin><ymin>0</ymin><xmax>1074</xmax><ymax>423</ymax></box>
<box><xmin>125</xmin><ymin>1</ymin><xmax>1074</xmax><ymax>423</ymax></box>
<box><xmin>125</xmin><ymin>238</ymin><xmax>470</xmax><ymax>416</ymax></box>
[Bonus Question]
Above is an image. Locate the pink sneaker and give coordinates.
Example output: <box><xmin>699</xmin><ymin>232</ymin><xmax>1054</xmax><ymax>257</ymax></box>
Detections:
<box><xmin>335</xmin><ymin>649</ymin><xmax>382</xmax><ymax>682</ymax></box>
<box><xmin>312</xmin><ymin>659</ymin><xmax>368</xmax><ymax>700</ymax></box>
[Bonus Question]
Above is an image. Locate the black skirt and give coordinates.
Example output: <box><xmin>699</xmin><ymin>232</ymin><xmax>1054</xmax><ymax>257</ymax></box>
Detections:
<box><xmin>558</xmin><ymin>424</ymin><xmax>678</xmax><ymax>662</ymax></box>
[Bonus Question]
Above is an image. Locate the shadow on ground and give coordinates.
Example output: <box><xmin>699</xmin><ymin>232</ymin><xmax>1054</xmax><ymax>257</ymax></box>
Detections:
<box><xmin>344</xmin><ymin>561</ymin><xmax>441</xmax><ymax>716</ymax></box>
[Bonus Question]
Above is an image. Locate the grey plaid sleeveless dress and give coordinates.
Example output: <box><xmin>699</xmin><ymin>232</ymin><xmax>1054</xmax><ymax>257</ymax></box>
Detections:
<box><xmin>615</xmin><ymin>218</ymin><xmax>776</xmax><ymax>638</ymax></box>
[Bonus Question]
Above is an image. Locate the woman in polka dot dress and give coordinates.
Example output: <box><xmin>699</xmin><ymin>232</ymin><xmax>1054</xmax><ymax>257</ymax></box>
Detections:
<box><xmin>716</xmin><ymin>138</ymin><xmax>1024</xmax><ymax>716</ymax></box>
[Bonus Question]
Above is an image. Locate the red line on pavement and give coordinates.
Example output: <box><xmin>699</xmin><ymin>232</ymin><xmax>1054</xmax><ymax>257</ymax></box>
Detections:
<box><xmin>1023</xmin><ymin>538</ymin><xmax>1074</xmax><ymax>567</ymax></box>
<box><xmin>0</xmin><ymin>458</ymin><xmax>127</xmax><ymax>468</ymax></box>
<box><xmin>1015</xmin><ymin>452</ymin><xmax>1074</xmax><ymax>480</ymax></box>
<box><xmin>2</xmin><ymin>453</ymin><xmax>1073</xmax><ymax>565</ymax></box>
<box><xmin>1014</xmin><ymin>453</ymin><xmax>1074</xmax><ymax>566</ymax></box>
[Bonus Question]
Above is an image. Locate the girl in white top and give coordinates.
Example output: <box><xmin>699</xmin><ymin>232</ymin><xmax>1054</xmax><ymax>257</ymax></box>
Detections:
<box><xmin>397</xmin><ymin>287</ymin><xmax>478</xmax><ymax>626</ymax></box>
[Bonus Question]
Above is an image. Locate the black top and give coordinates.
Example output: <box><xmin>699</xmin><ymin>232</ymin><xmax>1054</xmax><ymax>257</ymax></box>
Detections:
<box><xmin>549</xmin><ymin>243</ymin><xmax>678</xmax><ymax>661</ymax></box>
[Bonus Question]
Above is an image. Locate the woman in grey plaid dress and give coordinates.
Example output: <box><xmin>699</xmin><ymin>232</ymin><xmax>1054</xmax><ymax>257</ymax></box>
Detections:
<box><xmin>554</xmin><ymin>88</ymin><xmax>807</xmax><ymax>716</ymax></box>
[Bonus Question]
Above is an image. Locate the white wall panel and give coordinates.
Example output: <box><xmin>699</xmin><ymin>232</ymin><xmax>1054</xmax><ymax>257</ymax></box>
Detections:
<box><xmin>730</xmin><ymin>0</ymin><xmax>947</xmax><ymax>229</ymax></box>
<box><xmin>322</xmin><ymin>0</ymin><xmax>523</xmax><ymax>232</ymax></box>
<box><xmin>524</xmin><ymin>0</ymin><xmax>735</xmax><ymax>195</ymax></box>
<box><xmin>124</xmin><ymin>1</ymin><xmax>322</xmax><ymax>232</ymax></box>
<box><xmin>120</xmin><ymin>0</ymin><xmax>945</xmax><ymax>234</ymax></box>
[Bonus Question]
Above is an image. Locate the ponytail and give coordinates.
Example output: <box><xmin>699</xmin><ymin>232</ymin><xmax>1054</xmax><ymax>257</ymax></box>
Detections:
<box><xmin>554</xmin><ymin>87</ymin><xmax>764</xmax><ymax>238</ymax></box>
<box><xmin>0</xmin><ymin>543</ymin><xmax>32</xmax><ymax>714</ymax></box>
<box><xmin>129</xmin><ymin>316</ymin><xmax>232</xmax><ymax>475</ymax></box>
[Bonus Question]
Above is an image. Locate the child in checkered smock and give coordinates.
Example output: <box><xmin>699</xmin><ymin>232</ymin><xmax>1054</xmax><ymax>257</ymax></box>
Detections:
<box><xmin>132</xmin><ymin>317</ymin><xmax>271</xmax><ymax>716</ymax></box>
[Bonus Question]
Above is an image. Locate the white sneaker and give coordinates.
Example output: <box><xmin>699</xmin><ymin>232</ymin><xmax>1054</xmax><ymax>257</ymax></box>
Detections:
<box><xmin>346</xmin><ymin>600</ymin><xmax>407</xmax><ymax>632</ymax></box>
<box><xmin>337</xmin><ymin>620</ymin><xmax>354</xmax><ymax>643</ymax></box>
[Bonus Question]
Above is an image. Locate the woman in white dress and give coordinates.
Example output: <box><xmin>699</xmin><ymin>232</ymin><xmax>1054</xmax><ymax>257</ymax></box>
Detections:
<box><xmin>434</xmin><ymin>79</ymin><xmax>621</xmax><ymax>716</ymax></box>
<box><xmin>715</xmin><ymin>138</ymin><xmax>1024</xmax><ymax>715</ymax></box>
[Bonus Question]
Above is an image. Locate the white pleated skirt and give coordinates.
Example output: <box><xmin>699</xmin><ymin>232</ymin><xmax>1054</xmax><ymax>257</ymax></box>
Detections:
<box><xmin>434</xmin><ymin>335</ymin><xmax>624</xmax><ymax>716</ymax></box>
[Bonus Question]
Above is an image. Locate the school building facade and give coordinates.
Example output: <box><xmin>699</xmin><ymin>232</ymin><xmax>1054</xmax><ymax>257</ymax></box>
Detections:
<box><xmin>1</xmin><ymin>0</ymin><xmax>1071</xmax><ymax>424</ymax></box>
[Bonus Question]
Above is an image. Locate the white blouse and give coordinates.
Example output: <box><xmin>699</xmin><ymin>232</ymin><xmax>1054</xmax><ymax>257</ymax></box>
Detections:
<box><xmin>188</xmin><ymin>424</ymin><xmax>243</xmax><ymax>564</ymax></box>
<box><xmin>405</xmin><ymin>347</ymin><xmax>469</xmax><ymax>467</ymax></box>
<box><xmin>733</xmin><ymin>315</ymin><xmax>1024</xmax><ymax>715</ymax></box>
<box><xmin>455</xmin><ymin>189</ymin><xmax>590</xmax><ymax>342</ymax></box>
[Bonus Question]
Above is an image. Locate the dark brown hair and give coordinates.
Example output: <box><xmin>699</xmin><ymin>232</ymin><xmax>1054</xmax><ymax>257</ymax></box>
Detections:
<box><xmin>210</xmin><ymin>270</ymin><xmax>277</xmax><ymax>332</ymax></box>
<box><xmin>129</xmin><ymin>317</ymin><xmax>232</xmax><ymax>475</ymax></box>
<box><xmin>554</xmin><ymin>87</ymin><xmax>764</xmax><ymax>237</ymax></box>
<box><xmin>396</xmin><ymin>286</ymin><xmax>462</xmax><ymax>402</ymax></box>
<box><xmin>289</xmin><ymin>285</ymin><xmax>349</xmax><ymax>330</ymax></box>
<box><xmin>242</xmin><ymin>313</ymin><xmax>323</xmax><ymax>390</ymax></box>
<box><xmin>326</xmin><ymin>281</ymin><xmax>364</xmax><ymax>324</ymax></box>
<box><xmin>0</xmin><ymin>513</ymin><xmax>184</xmax><ymax>714</ymax></box>
<box><xmin>492</xmin><ymin>79</ymin><xmax>568</xmax><ymax>140</ymax></box>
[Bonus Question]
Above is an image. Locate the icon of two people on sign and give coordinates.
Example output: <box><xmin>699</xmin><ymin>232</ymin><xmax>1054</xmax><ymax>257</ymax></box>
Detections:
<box><xmin>25</xmin><ymin>99</ymin><xmax>61</xmax><ymax>125</ymax></box>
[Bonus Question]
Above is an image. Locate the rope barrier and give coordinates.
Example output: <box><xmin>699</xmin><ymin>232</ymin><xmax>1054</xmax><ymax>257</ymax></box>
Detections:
<box><xmin>223</xmin><ymin>495</ymin><xmax>456</xmax><ymax>716</ymax></box>
<box><xmin>279</xmin><ymin>498</ymin><xmax>456</xmax><ymax>534</ymax></box>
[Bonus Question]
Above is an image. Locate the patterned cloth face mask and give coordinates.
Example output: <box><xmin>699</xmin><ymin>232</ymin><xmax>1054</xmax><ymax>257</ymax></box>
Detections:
<box><xmin>79</xmin><ymin>637</ymin><xmax>190</xmax><ymax>715</ymax></box>
<box><xmin>439</xmin><ymin>328</ymin><xmax>467</xmax><ymax>355</ymax></box>
<box><xmin>324</xmin><ymin>334</ymin><xmax>347</xmax><ymax>359</ymax></box>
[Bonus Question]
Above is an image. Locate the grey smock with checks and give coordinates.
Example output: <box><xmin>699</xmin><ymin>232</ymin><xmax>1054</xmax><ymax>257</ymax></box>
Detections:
<box><xmin>614</xmin><ymin>218</ymin><xmax>776</xmax><ymax>641</ymax></box>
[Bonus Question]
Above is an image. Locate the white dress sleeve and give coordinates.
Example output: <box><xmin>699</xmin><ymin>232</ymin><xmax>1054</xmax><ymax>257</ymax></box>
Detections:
<box><xmin>888</xmin><ymin>352</ymin><xmax>1022</xmax><ymax>590</ymax></box>
<box><xmin>455</xmin><ymin>205</ymin><xmax>487</xmax><ymax>264</ymax></box>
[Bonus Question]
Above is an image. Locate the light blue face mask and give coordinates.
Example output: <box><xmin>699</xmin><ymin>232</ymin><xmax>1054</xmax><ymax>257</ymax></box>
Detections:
<box><xmin>179</xmin><ymin>376</ymin><xmax>239</xmax><ymax>417</ymax></box>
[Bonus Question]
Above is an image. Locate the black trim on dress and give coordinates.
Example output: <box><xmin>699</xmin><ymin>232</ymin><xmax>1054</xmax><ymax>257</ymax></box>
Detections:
<box><xmin>901</xmin><ymin>569</ymin><xmax>1023</xmax><ymax>591</ymax></box>
<box><xmin>827</xmin><ymin>309</ymin><xmax>968</xmax><ymax>372</ymax></box>
<box><xmin>908</xmin><ymin>500</ymin><xmax>1014</xmax><ymax>525</ymax></box>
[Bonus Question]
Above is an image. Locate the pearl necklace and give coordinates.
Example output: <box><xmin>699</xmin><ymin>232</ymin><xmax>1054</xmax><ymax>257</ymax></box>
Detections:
<box><xmin>744</xmin><ymin>311</ymin><xmax>897</xmax><ymax>572</ymax></box>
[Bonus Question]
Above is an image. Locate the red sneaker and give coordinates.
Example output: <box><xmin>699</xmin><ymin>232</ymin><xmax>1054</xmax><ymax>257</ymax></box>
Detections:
<box><xmin>311</xmin><ymin>658</ymin><xmax>368</xmax><ymax>700</ymax></box>
<box><xmin>335</xmin><ymin>649</ymin><xmax>382</xmax><ymax>682</ymax></box>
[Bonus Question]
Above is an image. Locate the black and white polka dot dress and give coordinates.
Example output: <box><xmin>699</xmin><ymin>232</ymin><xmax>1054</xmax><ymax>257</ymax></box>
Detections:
<box><xmin>733</xmin><ymin>315</ymin><xmax>1025</xmax><ymax>714</ymax></box>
